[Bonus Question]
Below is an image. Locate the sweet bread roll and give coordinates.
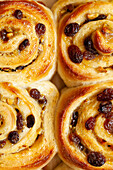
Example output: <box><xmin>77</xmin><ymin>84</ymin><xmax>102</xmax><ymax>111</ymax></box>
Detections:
<box><xmin>0</xmin><ymin>0</ymin><xmax>56</xmax><ymax>86</ymax></box>
<box><xmin>0</xmin><ymin>81</ymin><xmax>59</xmax><ymax>169</ymax></box>
<box><xmin>52</xmin><ymin>0</ymin><xmax>113</xmax><ymax>87</ymax></box>
<box><xmin>56</xmin><ymin>81</ymin><xmax>113</xmax><ymax>169</ymax></box>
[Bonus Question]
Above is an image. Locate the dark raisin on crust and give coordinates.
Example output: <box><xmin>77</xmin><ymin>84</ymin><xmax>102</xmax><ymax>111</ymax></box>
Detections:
<box><xmin>30</xmin><ymin>88</ymin><xmax>40</xmax><ymax>100</ymax></box>
<box><xmin>69</xmin><ymin>133</ymin><xmax>81</xmax><ymax>145</ymax></box>
<box><xmin>71</xmin><ymin>111</ymin><xmax>78</xmax><ymax>127</ymax></box>
<box><xmin>16</xmin><ymin>112</ymin><xmax>23</xmax><ymax>130</ymax></box>
<box><xmin>19</xmin><ymin>39</ymin><xmax>30</xmax><ymax>51</ymax></box>
<box><xmin>64</xmin><ymin>23</ymin><xmax>79</xmax><ymax>37</ymax></box>
<box><xmin>0</xmin><ymin>29</ymin><xmax>9</xmax><ymax>41</ymax></box>
<box><xmin>94</xmin><ymin>14</ymin><xmax>107</xmax><ymax>21</ymax></box>
<box><xmin>36</xmin><ymin>134</ymin><xmax>40</xmax><ymax>140</ymax></box>
<box><xmin>85</xmin><ymin>148</ymin><xmax>90</xmax><ymax>154</ymax></box>
<box><xmin>98</xmin><ymin>101</ymin><xmax>112</xmax><ymax>114</ymax></box>
<box><xmin>104</xmin><ymin>118</ymin><xmax>113</xmax><ymax>133</ymax></box>
<box><xmin>35</xmin><ymin>23</ymin><xmax>46</xmax><ymax>36</ymax></box>
<box><xmin>85</xmin><ymin>14</ymin><xmax>107</xmax><ymax>23</ymax></box>
<box><xmin>8</xmin><ymin>131</ymin><xmax>19</xmax><ymax>144</ymax></box>
<box><xmin>27</xmin><ymin>115</ymin><xmax>35</xmax><ymax>128</ymax></box>
<box><xmin>66</xmin><ymin>4</ymin><xmax>74</xmax><ymax>12</ymax></box>
<box><xmin>0</xmin><ymin>115</ymin><xmax>3</xmax><ymax>127</ymax></box>
<box><xmin>83</xmin><ymin>51</ymin><xmax>95</xmax><ymax>60</ymax></box>
<box><xmin>68</xmin><ymin>45</ymin><xmax>83</xmax><ymax>63</ymax></box>
<box><xmin>87</xmin><ymin>151</ymin><xmax>106</xmax><ymax>167</ymax></box>
<box><xmin>14</xmin><ymin>10</ymin><xmax>23</xmax><ymax>19</ymax></box>
<box><xmin>38</xmin><ymin>96</ymin><xmax>47</xmax><ymax>105</ymax></box>
<box><xmin>97</xmin><ymin>88</ymin><xmax>113</xmax><ymax>101</ymax></box>
<box><xmin>78</xmin><ymin>143</ymin><xmax>84</xmax><ymax>151</ymax></box>
<box><xmin>85</xmin><ymin>117</ymin><xmax>96</xmax><ymax>130</ymax></box>
<box><xmin>84</xmin><ymin>36</ymin><xmax>98</xmax><ymax>54</ymax></box>
<box><xmin>0</xmin><ymin>140</ymin><xmax>6</xmax><ymax>148</ymax></box>
<box><xmin>105</xmin><ymin>112</ymin><xmax>113</xmax><ymax>119</ymax></box>
<box><xmin>16</xmin><ymin>66</ymin><xmax>25</xmax><ymax>71</ymax></box>
<box><xmin>69</xmin><ymin>133</ymin><xmax>85</xmax><ymax>151</ymax></box>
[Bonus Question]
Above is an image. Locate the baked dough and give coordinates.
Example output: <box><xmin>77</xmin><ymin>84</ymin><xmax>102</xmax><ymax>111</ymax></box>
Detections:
<box><xmin>0</xmin><ymin>81</ymin><xmax>59</xmax><ymax>169</ymax></box>
<box><xmin>0</xmin><ymin>0</ymin><xmax>56</xmax><ymax>86</ymax></box>
<box><xmin>56</xmin><ymin>81</ymin><xmax>113</xmax><ymax>169</ymax></box>
<box><xmin>52</xmin><ymin>0</ymin><xmax>113</xmax><ymax>87</ymax></box>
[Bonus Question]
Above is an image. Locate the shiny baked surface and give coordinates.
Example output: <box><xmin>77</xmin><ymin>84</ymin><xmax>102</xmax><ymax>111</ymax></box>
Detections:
<box><xmin>52</xmin><ymin>0</ymin><xmax>113</xmax><ymax>87</ymax></box>
<box><xmin>0</xmin><ymin>0</ymin><xmax>56</xmax><ymax>86</ymax></box>
<box><xmin>56</xmin><ymin>81</ymin><xmax>113</xmax><ymax>169</ymax></box>
<box><xmin>0</xmin><ymin>81</ymin><xmax>59</xmax><ymax>169</ymax></box>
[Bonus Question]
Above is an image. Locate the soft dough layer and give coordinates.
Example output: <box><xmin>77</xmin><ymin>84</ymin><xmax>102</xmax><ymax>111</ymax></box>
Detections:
<box><xmin>0</xmin><ymin>0</ymin><xmax>56</xmax><ymax>86</ymax></box>
<box><xmin>56</xmin><ymin>81</ymin><xmax>113</xmax><ymax>169</ymax></box>
<box><xmin>52</xmin><ymin>0</ymin><xmax>113</xmax><ymax>87</ymax></box>
<box><xmin>0</xmin><ymin>81</ymin><xmax>59</xmax><ymax>169</ymax></box>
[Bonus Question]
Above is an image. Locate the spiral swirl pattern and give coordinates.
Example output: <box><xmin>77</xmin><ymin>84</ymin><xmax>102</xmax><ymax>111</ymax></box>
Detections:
<box><xmin>56</xmin><ymin>81</ymin><xmax>113</xmax><ymax>170</ymax></box>
<box><xmin>52</xmin><ymin>0</ymin><xmax>113</xmax><ymax>87</ymax></box>
<box><xmin>0</xmin><ymin>0</ymin><xmax>56</xmax><ymax>86</ymax></box>
<box><xmin>0</xmin><ymin>81</ymin><xmax>59</xmax><ymax>169</ymax></box>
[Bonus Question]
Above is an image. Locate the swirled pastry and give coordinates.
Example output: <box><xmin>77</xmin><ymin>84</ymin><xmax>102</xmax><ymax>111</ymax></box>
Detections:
<box><xmin>0</xmin><ymin>0</ymin><xmax>56</xmax><ymax>86</ymax></box>
<box><xmin>56</xmin><ymin>81</ymin><xmax>113</xmax><ymax>169</ymax></box>
<box><xmin>0</xmin><ymin>81</ymin><xmax>59</xmax><ymax>169</ymax></box>
<box><xmin>52</xmin><ymin>0</ymin><xmax>113</xmax><ymax>87</ymax></box>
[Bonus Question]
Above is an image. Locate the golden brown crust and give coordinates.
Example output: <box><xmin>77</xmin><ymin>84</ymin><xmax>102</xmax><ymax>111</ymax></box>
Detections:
<box><xmin>56</xmin><ymin>81</ymin><xmax>113</xmax><ymax>169</ymax></box>
<box><xmin>0</xmin><ymin>0</ymin><xmax>56</xmax><ymax>86</ymax></box>
<box><xmin>52</xmin><ymin>0</ymin><xmax>113</xmax><ymax>87</ymax></box>
<box><xmin>0</xmin><ymin>81</ymin><xmax>59</xmax><ymax>169</ymax></box>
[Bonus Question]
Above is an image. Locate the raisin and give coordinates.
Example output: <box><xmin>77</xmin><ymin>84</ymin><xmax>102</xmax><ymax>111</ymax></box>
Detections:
<box><xmin>86</xmin><ymin>14</ymin><xmax>107</xmax><ymax>23</ymax></box>
<box><xmin>105</xmin><ymin>112</ymin><xmax>113</xmax><ymax>119</ymax></box>
<box><xmin>84</xmin><ymin>36</ymin><xmax>98</xmax><ymax>54</ymax></box>
<box><xmin>85</xmin><ymin>148</ymin><xmax>90</xmax><ymax>154</ymax></box>
<box><xmin>0</xmin><ymin>29</ymin><xmax>8</xmax><ymax>41</ymax></box>
<box><xmin>35</xmin><ymin>23</ymin><xmax>46</xmax><ymax>36</ymax></box>
<box><xmin>19</xmin><ymin>39</ymin><xmax>30</xmax><ymax>51</ymax></box>
<box><xmin>66</xmin><ymin>4</ymin><xmax>74</xmax><ymax>12</ymax></box>
<box><xmin>69</xmin><ymin>133</ymin><xmax>81</xmax><ymax>145</ymax></box>
<box><xmin>85</xmin><ymin>117</ymin><xmax>96</xmax><ymax>130</ymax></box>
<box><xmin>30</xmin><ymin>88</ymin><xmax>40</xmax><ymax>100</ymax></box>
<box><xmin>68</xmin><ymin>45</ymin><xmax>83</xmax><ymax>63</ymax></box>
<box><xmin>0</xmin><ymin>115</ymin><xmax>3</xmax><ymax>127</ymax></box>
<box><xmin>83</xmin><ymin>51</ymin><xmax>95</xmax><ymax>60</ymax></box>
<box><xmin>15</xmin><ymin>108</ymin><xmax>19</xmax><ymax>113</ymax></box>
<box><xmin>16</xmin><ymin>112</ymin><xmax>23</xmax><ymax>130</ymax></box>
<box><xmin>27</xmin><ymin>115</ymin><xmax>35</xmax><ymax>128</ymax></box>
<box><xmin>98</xmin><ymin>101</ymin><xmax>112</xmax><ymax>114</ymax></box>
<box><xmin>95</xmin><ymin>14</ymin><xmax>107</xmax><ymax>20</ymax></box>
<box><xmin>104</xmin><ymin>118</ymin><xmax>113</xmax><ymax>133</ymax></box>
<box><xmin>64</xmin><ymin>23</ymin><xmax>79</xmax><ymax>37</ymax></box>
<box><xmin>101</xmin><ymin>139</ymin><xmax>106</xmax><ymax>144</ymax></box>
<box><xmin>87</xmin><ymin>152</ymin><xmax>106</xmax><ymax>167</ymax></box>
<box><xmin>8</xmin><ymin>131</ymin><xmax>19</xmax><ymax>144</ymax></box>
<box><xmin>0</xmin><ymin>140</ymin><xmax>6</xmax><ymax>148</ymax></box>
<box><xmin>2</xmin><ymin>67</ymin><xmax>11</xmax><ymax>72</ymax></box>
<box><xmin>78</xmin><ymin>143</ymin><xmax>84</xmax><ymax>151</ymax></box>
<box><xmin>36</xmin><ymin>134</ymin><xmax>40</xmax><ymax>140</ymax></box>
<box><xmin>71</xmin><ymin>111</ymin><xmax>78</xmax><ymax>127</ymax></box>
<box><xmin>14</xmin><ymin>10</ymin><xmax>23</xmax><ymax>19</ymax></box>
<box><xmin>97</xmin><ymin>88</ymin><xmax>113</xmax><ymax>101</ymax></box>
<box><xmin>16</xmin><ymin>66</ymin><xmax>25</xmax><ymax>70</ymax></box>
<box><xmin>38</xmin><ymin>96</ymin><xmax>47</xmax><ymax>104</ymax></box>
